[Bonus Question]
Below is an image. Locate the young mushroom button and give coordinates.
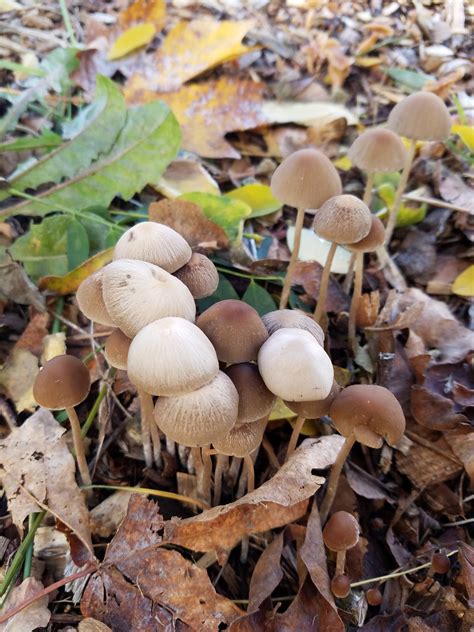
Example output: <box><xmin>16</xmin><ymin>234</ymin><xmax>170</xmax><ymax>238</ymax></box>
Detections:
<box><xmin>323</xmin><ymin>510</ymin><xmax>360</xmax><ymax>593</ymax></box>
<box><xmin>76</xmin><ymin>269</ymin><xmax>115</xmax><ymax>327</ymax></box>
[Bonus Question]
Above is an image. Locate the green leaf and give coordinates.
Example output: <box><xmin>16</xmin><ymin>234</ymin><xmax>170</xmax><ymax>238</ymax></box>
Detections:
<box><xmin>38</xmin><ymin>47</ymin><xmax>79</xmax><ymax>93</ymax></box>
<box><xmin>0</xmin><ymin>60</ymin><xmax>46</xmax><ymax>77</ymax></box>
<box><xmin>382</xmin><ymin>67</ymin><xmax>433</xmax><ymax>91</ymax></box>
<box><xmin>0</xmin><ymin>130</ymin><xmax>62</xmax><ymax>152</ymax></box>
<box><xmin>179</xmin><ymin>192</ymin><xmax>251</xmax><ymax>243</ymax></box>
<box><xmin>395</xmin><ymin>202</ymin><xmax>427</xmax><ymax>227</ymax></box>
<box><xmin>78</xmin><ymin>208</ymin><xmax>123</xmax><ymax>254</ymax></box>
<box><xmin>225</xmin><ymin>183</ymin><xmax>282</xmax><ymax>219</ymax></box>
<box><xmin>197</xmin><ymin>274</ymin><xmax>239</xmax><ymax>311</ymax></box>
<box><xmin>1</xmin><ymin>100</ymin><xmax>181</xmax><ymax>218</ymax></box>
<box><xmin>1</xmin><ymin>77</ymin><xmax>127</xmax><ymax>201</ymax></box>
<box><xmin>242</xmin><ymin>280</ymin><xmax>276</xmax><ymax>316</ymax></box>
<box><xmin>9</xmin><ymin>215</ymin><xmax>90</xmax><ymax>279</ymax></box>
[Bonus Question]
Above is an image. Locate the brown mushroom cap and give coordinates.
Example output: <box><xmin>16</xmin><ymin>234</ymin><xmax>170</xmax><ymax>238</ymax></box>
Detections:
<box><xmin>347</xmin><ymin>216</ymin><xmax>385</xmax><ymax>253</ymax></box>
<box><xmin>76</xmin><ymin>269</ymin><xmax>115</xmax><ymax>327</ymax></box>
<box><xmin>113</xmin><ymin>221</ymin><xmax>192</xmax><ymax>273</ymax></box>
<box><xmin>329</xmin><ymin>384</ymin><xmax>405</xmax><ymax>446</ymax></box>
<box><xmin>196</xmin><ymin>300</ymin><xmax>268</xmax><ymax>364</ymax></box>
<box><xmin>174</xmin><ymin>253</ymin><xmax>219</xmax><ymax>299</ymax></box>
<box><xmin>387</xmin><ymin>91</ymin><xmax>451</xmax><ymax>141</ymax></box>
<box><xmin>323</xmin><ymin>511</ymin><xmax>360</xmax><ymax>551</ymax></box>
<box><xmin>348</xmin><ymin>128</ymin><xmax>407</xmax><ymax>173</ymax></box>
<box><xmin>104</xmin><ymin>329</ymin><xmax>131</xmax><ymax>370</ymax></box>
<box><xmin>33</xmin><ymin>355</ymin><xmax>90</xmax><ymax>410</ymax></box>
<box><xmin>213</xmin><ymin>416</ymin><xmax>267</xmax><ymax>457</ymax></box>
<box><xmin>313</xmin><ymin>195</ymin><xmax>372</xmax><ymax>244</ymax></box>
<box><xmin>270</xmin><ymin>149</ymin><xmax>342</xmax><ymax>209</ymax></box>
<box><xmin>224</xmin><ymin>363</ymin><xmax>276</xmax><ymax>425</ymax></box>
<box><xmin>128</xmin><ymin>317</ymin><xmax>219</xmax><ymax>397</ymax></box>
<box><xmin>154</xmin><ymin>371</ymin><xmax>238</xmax><ymax>447</ymax></box>
<box><xmin>366</xmin><ymin>588</ymin><xmax>383</xmax><ymax>606</ymax></box>
<box><xmin>284</xmin><ymin>380</ymin><xmax>341</xmax><ymax>418</ymax></box>
<box><xmin>262</xmin><ymin>309</ymin><xmax>324</xmax><ymax>346</ymax></box>
<box><xmin>331</xmin><ymin>575</ymin><xmax>351</xmax><ymax>599</ymax></box>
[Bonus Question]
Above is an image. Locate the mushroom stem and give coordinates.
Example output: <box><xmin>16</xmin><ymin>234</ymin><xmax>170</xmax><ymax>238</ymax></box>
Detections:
<box><xmin>348</xmin><ymin>251</ymin><xmax>364</xmax><ymax>355</ymax></box>
<box><xmin>285</xmin><ymin>416</ymin><xmax>306</xmax><ymax>461</ymax></box>
<box><xmin>280</xmin><ymin>206</ymin><xmax>305</xmax><ymax>309</ymax></box>
<box><xmin>314</xmin><ymin>241</ymin><xmax>337</xmax><ymax>324</ymax></box>
<box><xmin>384</xmin><ymin>139</ymin><xmax>416</xmax><ymax>244</ymax></box>
<box><xmin>244</xmin><ymin>453</ymin><xmax>255</xmax><ymax>494</ymax></box>
<box><xmin>336</xmin><ymin>550</ymin><xmax>347</xmax><ymax>576</ymax></box>
<box><xmin>137</xmin><ymin>388</ymin><xmax>154</xmax><ymax>468</ymax></box>
<box><xmin>150</xmin><ymin>417</ymin><xmax>162</xmax><ymax>468</ymax></box>
<box><xmin>342</xmin><ymin>252</ymin><xmax>356</xmax><ymax>294</ymax></box>
<box><xmin>201</xmin><ymin>446</ymin><xmax>212</xmax><ymax>505</ymax></box>
<box><xmin>320</xmin><ymin>432</ymin><xmax>357</xmax><ymax>524</ymax></box>
<box><xmin>363</xmin><ymin>171</ymin><xmax>375</xmax><ymax>207</ymax></box>
<box><xmin>214</xmin><ymin>454</ymin><xmax>228</xmax><ymax>505</ymax></box>
<box><xmin>229</xmin><ymin>456</ymin><xmax>242</xmax><ymax>487</ymax></box>
<box><xmin>65</xmin><ymin>407</ymin><xmax>92</xmax><ymax>488</ymax></box>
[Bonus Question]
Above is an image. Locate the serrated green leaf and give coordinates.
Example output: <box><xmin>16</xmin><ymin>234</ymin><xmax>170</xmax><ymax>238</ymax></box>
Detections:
<box><xmin>1</xmin><ymin>101</ymin><xmax>181</xmax><ymax>217</ymax></box>
<box><xmin>0</xmin><ymin>130</ymin><xmax>62</xmax><ymax>152</ymax></box>
<box><xmin>242</xmin><ymin>280</ymin><xmax>276</xmax><ymax>316</ymax></box>
<box><xmin>1</xmin><ymin>77</ymin><xmax>127</xmax><ymax>202</ymax></box>
<box><xmin>179</xmin><ymin>192</ymin><xmax>251</xmax><ymax>242</ymax></box>
<box><xmin>197</xmin><ymin>274</ymin><xmax>239</xmax><ymax>311</ymax></box>
<box><xmin>225</xmin><ymin>183</ymin><xmax>281</xmax><ymax>219</ymax></box>
<box><xmin>79</xmin><ymin>208</ymin><xmax>123</xmax><ymax>254</ymax></box>
<box><xmin>382</xmin><ymin>67</ymin><xmax>433</xmax><ymax>91</ymax></box>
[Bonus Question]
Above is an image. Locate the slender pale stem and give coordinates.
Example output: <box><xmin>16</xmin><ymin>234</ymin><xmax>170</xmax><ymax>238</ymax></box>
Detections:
<box><xmin>320</xmin><ymin>433</ymin><xmax>357</xmax><ymax>524</ymax></box>
<box><xmin>137</xmin><ymin>389</ymin><xmax>154</xmax><ymax>468</ymax></box>
<box><xmin>314</xmin><ymin>241</ymin><xmax>337</xmax><ymax>324</ymax></box>
<box><xmin>214</xmin><ymin>454</ymin><xmax>228</xmax><ymax>506</ymax></box>
<box><xmin>65</xmin><ymin>407</ymin><xmax>92</xmax><ymax>488</ymax></box>
<box><xmin>384</xmin><ymin>139</ymin><xmax>417</xmax><ymax>244</ymax></box>
<box><xmin>285</xmin><ymin>416</ymin><xmax>306</xmax><ymax>461</ymax></box>
<box><xmin>280</xmin><ymin>207</ymin><xmax>305</xmax><ymax>309</ymax></box>
<box><xmin>363</xmin><ymin>171</ymin><xmax>375</xmax><ymax>207</ymax></box>
<box><xmin>348</xmin><ymin>251</ymin><xmax>364</xmax><ymax>355</ymax></box>
<box><xmin>191</xmin><ymin>447</ymin><xmax>205</xmax><ymax>500</ymax></box>
<box><xmin>201</xmin><ymin>446</ymin><xmax>212</xmax><ymax>505</ymax></box>
<box><xmin>244</xmin><ymin>453</ymin><xmax>255</xmax><ymax>494</ymax></box>
<box><xmin>342</xmin><ymin>252</ymin><xmax>356</xmax><ymax>294</ymax></box>
<box><xmin>150</xmin><ymin>419</ymin><xmax>162</xmax><ymax>468</ymax></box>
<box><xmin>336</xmin><ymin>550</ymin><xmax>347</xmax><ymax>576</ymax></box>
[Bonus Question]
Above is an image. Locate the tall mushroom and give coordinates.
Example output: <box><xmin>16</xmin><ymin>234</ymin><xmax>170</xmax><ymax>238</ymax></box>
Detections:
<box><xmin>323</xmin><ymin>511</ymin><xmax>360</xmax><ymax>598</ymax></box>
<box><xmin>270</xmin><ymin>149</ymin><xmax>342</xmax><ymax>309</ymax></box>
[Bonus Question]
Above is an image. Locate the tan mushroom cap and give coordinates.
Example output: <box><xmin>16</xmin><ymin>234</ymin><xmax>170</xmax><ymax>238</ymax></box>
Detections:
<box><xmin>102</xmin><ymin>259</ymin><xmax>196</xmax><ymax>338</ymax></box>
<box><xmin>76</xmin><ymin>269</ymin><xmax>115</xmax><ymax>327</ymax></box>
<box><xmin>348</xmin><ymin>128</ymin><xmax>407</xmax><ymax>173</ymax></box>
<box><xmin>284</xmin><ymin>380</ymin><xmax>341</xmax><ymax>418</ymax></box>
<box><xmin>104</xmin><ymin>329</ymin><xmax>131</xmax><ymax>370</ymax></box>
<box><xmin>348</xmin><ymin>216</ymin><xmax>385</xmax><ymax>253</ymax></box>
<box><xmin>128</xmin><ymin>317</ymin><xmax>219</xmax><ymax>397</ymax></box>
<box><xmin>224</xmin><ymin>363</ymin><xmax>276</xmax><ymax>426</ymax></box>
<box><xmin>154</xmin><ymin>371</ymin><xmax>238</xmax><ymax>447</ymax></box>
<box><xmin>323</xmin><ymin>511</ymin><xmax>360</xmax><ymax>551</ymax></box>
<box><xmin>258</xmin><ymin>328</ymin><xmax>334</xmax><ymax>401</ymax></box>
<box><xmin>213</xmin><ymin>416</ymin><xmax>267</xmax><ymax>457</ymax></box>
<box><xmin>197</xmin><ymin>300</ymin><xmax>268</xmax><ymax>364</ymax></box>
<box><xmin>262</xmin><ymin>309</ymin><xmax>324</xmax><ymax>346</ymax></box>
<box><xmin>329</xmin><ymin>384</ymin><xmax>405</xmax><ymax>446</ymax></box>
<box><xmin>270</xmin><ymin>149</ymin><xmax>342</xmax><ymax>209</ymax></box>
<box><xmin>174</xmin><ymin>253</ymin><xmax>219</xmax><ymax>299</ymax></box>
<box><xmin>387</xmin><ymin>91</ymin><xmax>451</xmax><ymax>141</ymax></box>
<box><xmin>313</xmin><ymin>195</ymin><xmax>372</xmax><ymax>244</ymax></box>
<box><xmin>113</xmin><ymin>221</ymin><xmax>192</xmax><ymax>273</ymax></box>
<box><xmin>33</xmin><ymin>355</ymin><xmax>90</xmax><ymax>410</ymax></box>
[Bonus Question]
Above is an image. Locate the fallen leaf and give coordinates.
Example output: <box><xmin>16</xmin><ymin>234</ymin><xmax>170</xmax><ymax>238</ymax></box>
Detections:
<box><xmin>38</xmin><ymin>248</ymin><xmax>114</xmax><ymax>295</ymax></box>
<box><xmin>0</xmin><ymin>254</ymin><xmax>45</xmax><ymax>311</ymax></box>
<box><xmin>444</xmin><ymin>432</ymin><xmax>474</xmax><ymax>487</ymax></box>
<box><xmin>180</xmin><ymin>192</ymin><xmax>252</xmax><ymax>243</ymax></box>
<box><xmin>90</xmin><ymin>490</ymin><xmax>134</xmax><ymax>538</ymax></box>
<box><xmin>247</xmin><ymin>531</ymin><xmax>284</xmax><ymax>612</ymax></box>
<box><xmin>108</xmin><ymin>24</ymin><xmax>156</xmax><ymax>61</ymax></box>
<box><xmin>288</xmin><ymin>228</ymin><xmax>352</xmax><ymax>274</ymax></box>
<box><xmin>452</xmin><ymin>124</ymin><xmax>474</xmax><ymax>151</ymax></box>
<box><xmin>41</xmin><ymin>332</ymin><xmax>67</xmax><ymax>363</ymax></box>
<box><xmin>119</xmin><ymin>0</ymin><xmax>166</xmax><ymax>29</ymax></box>
<box><xmin>0</xmin><ymin>578</ymin><xmax>50</xmax><ymax>632</ymax></box>
<box><xmin>259</xmin><ymin>100</ymin><xmax>357</xmax><ymax>127</ymax></box>
<box><xmin>0</xmin><ymin>408</ymin><xmax>93</xmax><ymax>556</ymax></box>
<box><xmin>154</xmin><ymin>159</ymin><xmax>220</xmax><ymax>198</ymax></box>
<box><xmin>15</xmin><ymin>311</ymin><xmax>50</xmax><ymax>356</ymax></box>
<box><xmin>451</xmin><ymin>265</ymin><xmax>474</xmax><ymax>297</ymax></box>
<box><xmin>292</xmin><ymin>261</ymin><xmax>350</xmax><ymax>313</ymax></box>
<box><xmin>459</xmin><ymin>543</ymin><xmax>474</xmax><ymax>610</ymax></box>
<box><xmin>0</xmin><ymin>348</ymin><xmax>38</xmax><ymax>412</ymax></box>
<box><xmin>226</xmin><ymin>184</ymin><xmax>281</xmax><ymax>219</ymax></box>
<box><xmin>395</xmin><ymin>437</ymin><xmax>463</xmax><ymax>487</ymax></box>
<box><xmin>438</xmin><ymin>171</ymin><xmax>474</xmax><ymax>214</ymax></box>
<box><xmin>79</xmin><ymin>619</ymin><xmax>113</xmax><ymax>632</ymax></box>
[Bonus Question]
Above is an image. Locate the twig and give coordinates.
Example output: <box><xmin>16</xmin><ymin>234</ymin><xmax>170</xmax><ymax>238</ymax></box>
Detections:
<box><xmin>83</xmin><ymin>484</ymin><xmax>209</xmax><ymax>511</ymax></box>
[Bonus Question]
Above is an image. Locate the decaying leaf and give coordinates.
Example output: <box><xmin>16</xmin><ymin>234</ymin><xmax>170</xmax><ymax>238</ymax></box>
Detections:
<box><xmin>108</xmin><ymin>24</ymin><xmax>156</xmax><ymax>61</ymax></box>
<box><xmin>0</xmin><ymin>578</ymin><xmax>50</xmax><ymax>632</ymax></box>
<box><xmin>79</xmin><ymin>619</ymin><xmax>113</xmax><ymax>632</ymax></box>
<box><xmin>0</xmin><ymin>254</ymin><xmax>45</xmax><ymax>310</ymax></box>
<box><xmin>395</xmin><ymin>437</ymin><xmax>463</xmax><ymax>488</ymax></box>
<box><xmin>247</xmin><ymin>531</ymin><xmax>284</xmax><ymax>612</ymax></box>
<box><xmin>38</xmin><ymin>248</ymin><xmax>114</xmax><ymax>295</ymax></box>
<box><xmin>438</xmin><ymin>171</ymin><xmax>474</xmax><ymax>214</ymax></box>
<box><xmin>459</xmin><ymin>543</ymin><xmax>474</xmax><ymax>610</ymax></box>
<box><xmin>119</xmin><ymin>0</ymin><xmax>166</xmax><ymax>29</ymax></box>
<box><xmin>155</xmin><ymin>159</ymin><xmax>219</xmax><ymax>198</ymax></box>
<box><xmin>180</xmin><ymin>192</ymin><xmax>251</xmax><ymax>243</ymax></box>
<box><xmin>444</xmin><ymin>432</ymin><xmax>474</xmax><ymax>487</ymax></box>
<box><xmin>0</xmin><ymin>348</ymin><xmax>38</xmax><ymax>412</ymax></box>
<box><xmin>0</xmin><ymin>408</ymin><xmax>93</xmax><ymax>556</ymax></box>
<box><xmin>90</xmin><ymin>490</ymin><xmax>134</xmax><ymax>538</ymax></box>
<box><xmin>292</xmin><ymin>261</ymin><xmax>350</xmax><ymax>313</ymax></box>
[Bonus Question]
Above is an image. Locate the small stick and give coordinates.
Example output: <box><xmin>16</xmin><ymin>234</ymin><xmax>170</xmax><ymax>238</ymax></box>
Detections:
<box><xmin>384</xmin><ymin>139</ymin><xmax>417</xmax><ymax>244</ymax></box>
<box><xmin>137</xmin><ymin>389</ymin><xmax>154</xmax><ymax>468</ymax></box>
<box><xmin>285</xmin><ymin>416</ymin><xmax>306</xmax><ymax>461</ymax></box>
<box><xmin>320</xmin><ymin>433</ymin><xmax>356</xmax><ymax>524</ymax></box>
<box><xmin>314</xmin><ymin>241</ymin><xmax>337</xmax><ymax>324</ymax></box>
<box><xmin>348</xmin><ymin>252</ymin><xmax>363</xmax><ymax>355</ymax></box>
<box><xmin>65</xmin><ymin>407</ymin><xmax>92</xmax><ymax>488</ymax></box>
<box><xmin>280</xmin><ymin>207</ymin><xmax>305</xmax><ymax>309</ymax></box>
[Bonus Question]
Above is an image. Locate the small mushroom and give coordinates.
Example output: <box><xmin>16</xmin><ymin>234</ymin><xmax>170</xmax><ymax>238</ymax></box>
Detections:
<box><xmin>104</xmin><ymin>329</ymin><xmax>131</xmax><ymax>370</ymax></box>
<box><xmin>197</xmin><ymin>300</ymin><xmax>268</xmax><ymax>364</ymax></box>
<box><xmin>270</xmin><ymin>149</ymin><xmax>342</xmax><ymax>309</ymax></box>
<box><xmin>320</xmin><ymin>384</ymin><xmax>405</xmax><ymax>522</ymax></box>
<box><xmin>102</xmin><ymin>259</ymin><xmax>196</xmax><ymax>338</ymax></box>
<box><xmin>262</xmin><ymin>309</ymin><xmax>324</xmax><ymax>346</ymax></box>
<box><xmin>331</xmin><ymin>575</ymin><xmax>351</xmax><ymax>599</ymax></box>
<box><xmin>224</xmin><ymin>363</ymin><xmax>275</xmax><ymax>426</ymax></box>
<box><xmin>312</xmin><ymin>195</ymin><xmax>372</xmax><ymax>324</ymax></box>
<box><xmin>385</xmin><ymin>92</ymin><xmax>451</xmax><ymax>243</ymax></box>
<box><xmin>323</xmin><ymin>510</ymin><xmax>359</xmax><ymax>598</ymax></box>
<box><xmin>33</xmin><ymin>355</ymin><xmax>92</xmax><ymax>487</ymax></box>
<box><xmin>431</xmin><ymin>552</ymin><xmax>451</xmax><ymax>574</ymax></box>
<box><xmin>174</xmin><ymin>252</ymin><xmax>219</xmax><ymax>299</ymax></box>
<box><xmin>366</xmin><ymin>588</ymin><xmax>383</xmax><ymax>606</ymax></box>
<box><xmin>258</xmin><ymin>328</ymin><xmax>334</xmax><ymax>402</ymax></box>
<box><xmin>113</xmin><ymin>221</ymin><xmax>192</xmax><ymax>273</ymax></box>
<box><xmin>76</xmin><ymin>269</ymin><xmax>115</xmax><ymax>327</ymax></box>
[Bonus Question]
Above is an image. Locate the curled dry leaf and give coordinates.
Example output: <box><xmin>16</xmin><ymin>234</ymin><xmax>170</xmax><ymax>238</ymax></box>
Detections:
<box><xmin>0</xmin><ymin>254</ymin><xmax>45</xmax><ymax>310</ymax></box>
<box><xmin>247</xmin><ymin>531</ymin><xmax>284</xmax><ymax>612</ymax></box>
<box><xmin>0</xmin><ymin>578</ymin><xmax>50</xmax><ymax>632</ymax></box>
<box><xmin>438</xmin><ymin>170</ymin><xmax>474</xmax><ymax>214</ymax></box>
<box><xmin>443</xmin><ymin>432</ymin><xmax>474</xmax><ymax>487</ymax></box>
<box><xmin>292</xmin><ymin>261</ymin><xmax>350</xmax><ymax>313</ymax></box>
<box><xmin>38</xmin><ymin>248</ymin><xmax>113</xmax><ymax>295</ymax></box>
<box><xmin>90</xmin><ymin>490</ymin><xmax>134</xmax><ymax>538</ymax></box>
<box><xmin>0</xmin><ymin>408</ymin><xmax>93</xmax><ymax>557</ymax></box>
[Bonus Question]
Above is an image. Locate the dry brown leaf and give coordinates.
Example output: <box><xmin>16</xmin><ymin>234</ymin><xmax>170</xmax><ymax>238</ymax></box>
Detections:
<box><xmin>15</xmin><ymin>312</ymin><xmax>50</xmax><ymax>356</ymax></box>
<box><xmin>78</xmin><ymin>619</ymin><xmax>113</xmax><ymax>632</ymax></box>
<box><xmin>0</xmin><ymin>255</ymin><xmax>45</xmax><ymax>311</ymax></box>
<box><xmin>443</xmin><ymin>432</ymin><xmax>474</xmax><ymax>487</ymax></box>
<box><xmin>247</xmin><ymin>532</ymin><xmax>284</xmax><ymax>612</ymax></box>
<box><xmin>0</xmin><ymin>348</ymin><xmax>38</xmax><ymax>413</ymax></box>
<box><xmin>459</xmin><ymin>543</ymin><xmax>474</xmax><ymax>610</ymax></box>
<box><xmin>438</xmin><ymin>171</ymin><xmax>474</xmax><ymax>214</ymax></box>
<box><xmin>90</xmin><ymin>490</ymin><xmax>134</xmax><ymax>538</ymax></box>
<box><xmin>395</xmin><ymin>437</ymin><xmax>463</xmax><ymax>488</ymax></box>
<box><xmin>0</xmin><ymin>578</ymin><xmax>50</xmax><ymax>632</ymax></box>
<box><xmin>0</xmin><ymin>408</ymin><xmax>93</xmax><ymax>557</ymax></box>
<box><xmin>292</xmin><ymin>261</ymin><xmax>349</xmax><ymax>313</ymax></box>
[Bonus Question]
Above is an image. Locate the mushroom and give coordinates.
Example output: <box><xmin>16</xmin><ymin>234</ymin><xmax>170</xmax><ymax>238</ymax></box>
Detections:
<box><xmin>320</xmin><ymin>384</ymin><xmax>405</xmax><ymax>522</ymax></box>
<box><xmin>366</xmin><ymin>588</ymin><xmax>383</xmax><ymax>606</ymax></box>
<box><xmin>33</xmin><ymin>355</ymin><xmax>92</xmax><ymax>487</ymax></box>
<box><xmin>270</xmin><ymin>149</ymin><xmax>342</xmax><ymax>309</ymax></box>
<box><xmin>385</xmin><ymin>91</ymin><xmax>451</xmax><ymax>243</ymax></box>
<box><xmin>331</xmin><ymin>574</ymin><xmax>351</xmax><ymax>599</ymax></box>
<box><xmin>258</xmin><ymin>328</ymin><xmax>334</xmax><ymax>401</ymax></box>
<box><xmin>102</xmin><ymin>259</ymin><xmax>196</xmax><ymax>338</ymax></box>
<box><xmin>174</xmin><ymin>252</ymin><xmax>219</xmax><ymax>299</ymax></box>
<box><xmin>113</xmin><ymin>221</ymin><xmax>192</xmax><ymax>273</ymax></box>
<box><xmin>323</xmin><ymin>510</ymin><xmax>359</xmax><ymax>599</ymax></box>
<box><xmin>224</xmin><ymin>363</ymin><xmax>275</xmax><ymax>426</ymax></box>
<box><xmin>262</xmin><ymin>309</ymin><xmax>324</xmax><ymax>347</ymax></box>
<box><xmin>76</xmin><ymin>269</ymin><xmax>115</xmax><ymax>327</ymax></box>
<box><xmin>197</xmin><ymin>300</ymin><xmax>268</xmax><ymax>364</ymax></box>
<box><xmin>312</xmin><ymin>195</ymin><xmax>372</xmax><ymax>324</ymax></box>
<box><xmin>431</xmin><ymin>552</ymin><xmax>451</xmax><ymax>574</ymax></box>
<box><xmin>104</xmin><ymin>328</ymin><xmax>131</xmax><ymax>370</ymax></box>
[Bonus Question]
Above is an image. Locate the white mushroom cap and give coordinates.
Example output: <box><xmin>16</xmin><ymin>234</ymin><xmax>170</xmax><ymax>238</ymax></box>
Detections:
<box><xmin>127</xmin><ymin>317</ymin><xmax>219</xmax><ymax>396</ymax></box>
<box><xmin>76</xmin><ymin>269</ymin><xmax>115</xmax><ymax>327</ymax></box>
<box><xmin>258</xmin><ymin>328</ymin><xmax>334</xmax><ymax>401</ymax></box>
<box><xmin>262</xmin><ymin>309</ymin><xmax>324</xmax><ymax>346</ymax></box>
<box><xmin>213</xmin><ymin>416</ymin><xmax>267</xmax><ymax>457</ymax></box>
<box><xmin>113</xmin><ymin>222</ymin><xmax>192</xmax><ymax>273</ymax></box>
<box><xmin>102</xmin><ymin>259</ymin><xmax>196</xmax><ymax>338</ymax></box>
<box><xmin>154</xmin><ymin>371</ymin><xmax>238</xmax><ymax>447</ymax></box>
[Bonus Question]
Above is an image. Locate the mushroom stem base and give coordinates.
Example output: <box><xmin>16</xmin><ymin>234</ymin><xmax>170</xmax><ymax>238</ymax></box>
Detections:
<box><xmin>320</xmin><ymin>433</ymin><xmax>356</xmax><ymax>524</ymax></box>
<box><xmin>285</xmin><ymin>416</ymin><xmax>306</xmax><ymax>461</ymax></box>
<box><xmin>66</xmin><ymin>407</ymin><xmax>92</xmax><ymax>489</ymax></box>
<box><xmin>279</xmin><ymin>206</ymin><xmax>305</xmax><ymax>310</ymax></box>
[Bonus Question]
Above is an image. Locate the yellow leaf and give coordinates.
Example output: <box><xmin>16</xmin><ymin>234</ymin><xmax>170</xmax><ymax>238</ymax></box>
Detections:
<box><xmin>452</xmin><ymin>124</ymin><xmax>474</xmax><ymax>152</ymax></box>
<box><xmin>119</xmin><ymin>0</ymin><xmax>166</xmax><ymax>29</ymax></box>
<box><xmin>226</xmin><ymin>184</ymin><xmax>281</xmax><ymax>218</ymax></box>
<box><xmin>38</xmin><ymin>248</ymin><xmax>113</xmax><ymax>295</ymax></box>
<box><xmin>334</xmin><ymin>155</ymin><xmax>352</xmax><ymax>171</ymax></box>
<box><xmin>452</xmin><ymin>265</ymin><xmax>474</xmax><ymax>297</ymax></box>
<box><xmin>41</xmin><ymin>333</ymin><xmax>66</xmax><ymax>364</ymax></box>
<box><xmin>155</xmin><ymin>159</ymin><xmax>219</xmax><ymax>197</ymax></box>
<box><xmin>269</xmin><ymin>399</ymin><xmax>296</xmax><ymax>421</ymax></box>
<box><xmin>355</xmin><ymin>55</ymin><xmax>384</xmax><ymax>67</ymax></box>
<box><xmin>108</xmin><ymin>23</ymin><xmax>156</xmax><ymax>61</ymax></box>
<box><xmin>0</xmin><ymin>0</ymin><xmax>21</xmax><ymax>11</ymax></box>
